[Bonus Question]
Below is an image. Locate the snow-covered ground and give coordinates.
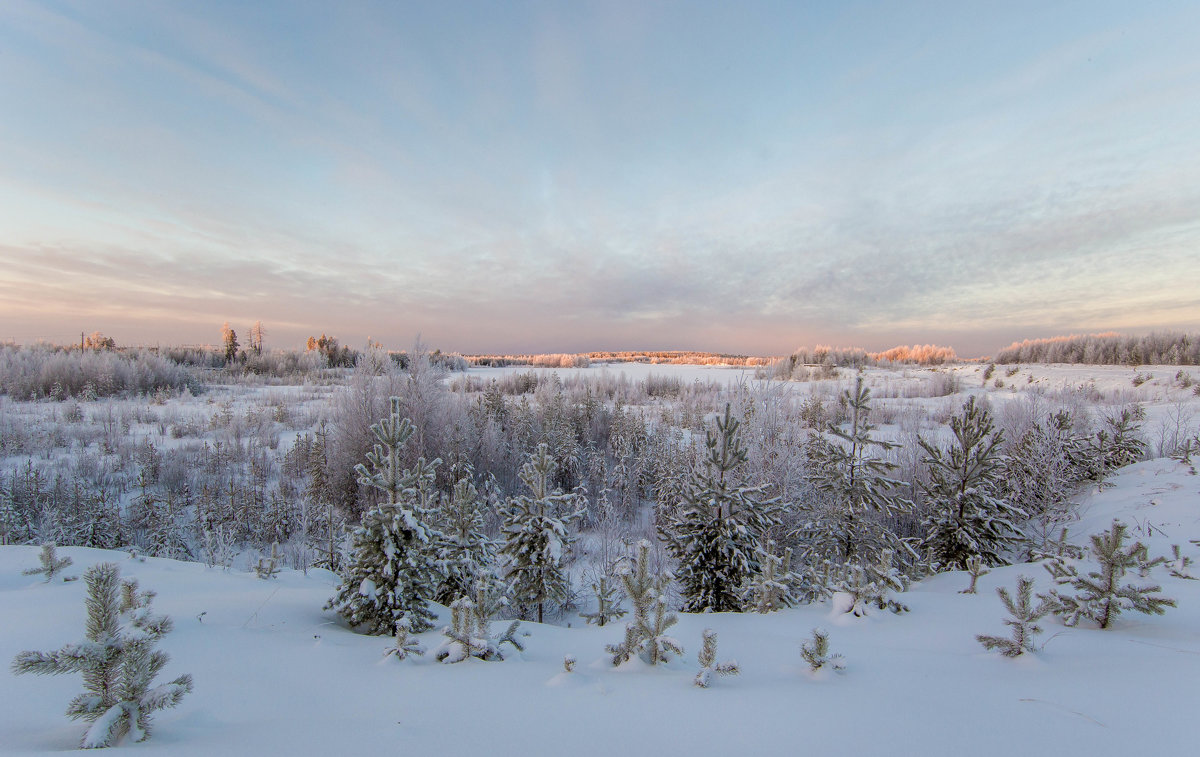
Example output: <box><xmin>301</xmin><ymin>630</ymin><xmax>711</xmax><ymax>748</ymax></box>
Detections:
<box><xmin>3</xmin><ymin>456</ymin><xmax>1197</xmax><ymax>756</ymax></box>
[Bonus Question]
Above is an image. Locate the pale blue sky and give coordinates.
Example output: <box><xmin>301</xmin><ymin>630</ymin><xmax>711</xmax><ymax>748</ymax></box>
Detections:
<box><xmin>1</xmin><ymin>0</ymin><xmax>1198</xmax><ymax>355</ymax></box>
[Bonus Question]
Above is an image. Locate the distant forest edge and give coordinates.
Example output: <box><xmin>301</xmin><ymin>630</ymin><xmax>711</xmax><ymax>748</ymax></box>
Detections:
<box><xmin>2</xmin><ymin>331</ymin><xmax>1199</xmax><ymax>401</ymax></box>
<box><xmin>994</xmin><ymin>332</ymin><xmax>1200</xmax><ymax>366</ymax></box>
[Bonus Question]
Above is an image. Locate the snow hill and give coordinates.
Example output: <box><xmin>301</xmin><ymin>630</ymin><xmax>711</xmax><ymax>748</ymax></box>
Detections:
<box><xmin>2</xmin><ymin>458</ymin><xmax>1197</xmax><ymax>756</ymax></box>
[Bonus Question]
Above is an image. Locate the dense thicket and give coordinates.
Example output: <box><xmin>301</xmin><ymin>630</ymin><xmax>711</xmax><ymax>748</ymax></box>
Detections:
<box><xmin>995</xmin><ymin>332</ymin><xmax>1200</xmax><ymax>365</ymax></box>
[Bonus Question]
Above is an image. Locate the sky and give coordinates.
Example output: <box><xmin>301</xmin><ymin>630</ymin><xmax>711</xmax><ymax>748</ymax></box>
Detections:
<box><xmin>1</xmin><ymin>0</ymin><xmax>1198</xmax><ymax>357</ymax></box>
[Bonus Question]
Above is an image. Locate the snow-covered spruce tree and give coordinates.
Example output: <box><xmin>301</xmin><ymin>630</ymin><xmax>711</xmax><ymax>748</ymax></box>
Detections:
<box><xmin>1166</xmin><ymin>544</ymin><xmax>1196</xmax><ymax>580</ymax></box>
<box><xmin>799</xmin><ymin>376</ymin><xmax>910</xmax><ymax>566</ymax></box>
<box><xmin>1091</xmin><ymin>406</ymin><xmax>1147</xmax><ymax>474</ymax></box>
<box><xmin>658</xmin><ymin>404</ymin><xmax>780</xmax><ymax>613</ymax></box>
<box><xmin>255</xmin><ymin>541</ymin><xmax>281</xmax><ymax>579</ymax></box>
<box><xmin>383</xmin><ymin>618</ymin><xmax>425</xmax><ymax>662</ymax></box>
<box><xmin>433</xmin><ymin>593</ymin><xmax>523</xmax><ymax>663</ymax></box>
<box><xmin>976</xmin><ymin>575</ymin><xmax>1048</xmax><ymax>657</ymax></box>
<box><xmin>827</xmin><ymin>549</ymin><xmax>909</xmax><ymax>616</ymax></box>
<box><xmin>800</xmin><ymin>628</ymin><xmax>844</xmax><ymax>673</ymax></box>
<box><xmin>499</xmin><ymin>443</ymin><xmax>584</xmax><ymax>623</ymax></box>
<box><xmin>694</xmin><ymin>629</ymin><xmax>739</xmax><ymax>688</ymax></box>
<box><xmin>607</xmin><ymin>540</ymin><xmax>683</xmax><ymax>666</ymax></box>
<box><xmin>1041</xmin><ymin>520</ymin><xmax>1175</xmax><ymax>629</ymax></box>
<box><xmin>432</xmin><ymin>468</ymin><xmax>498</xmax><ymax>605</ymax></box>
<box><xmin>920</xmin><ymin>396</ymin><xmax>1025</xmax><ymax>571</ymax></box>
<box><xmin>326</xmin><ymin>398</ymin><xmax>444</xmax><ymax>634</ymax></box>
<box><xmin>959</xmin><ymin>555</ymin><xmax>989</xmax><ymax>594</ymax></box>
<box><xmin>24</xmin><ymin>542</ymin><xmax>74</xmax><ymax>582</ymax></box>
<box><xmin>745</xmin><ymin>542</ymin><xmax>800</xmax><ymax>612</ymax></box>
<box><xmin>580</xmin><ymin>575</ymin><xmax>626</xmax><ymax>627</ymax></box>
<box><xmin>11</xmin><ymin>563</ymin><xmax>192</xmax><ymax>748</ymax></box>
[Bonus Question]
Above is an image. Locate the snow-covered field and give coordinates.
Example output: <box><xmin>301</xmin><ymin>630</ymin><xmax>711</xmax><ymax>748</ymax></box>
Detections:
<box><xmin>3</xmin><ymin>456</ymin><xmax>1197</xmax><ymax>756</ymax></box>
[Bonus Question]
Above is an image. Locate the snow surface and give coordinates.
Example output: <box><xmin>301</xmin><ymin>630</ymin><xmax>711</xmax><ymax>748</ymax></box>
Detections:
<box><xmin>3</xmin><ymin>458</ymin><xmax>1197</xmax><ymax>756</ymax></box>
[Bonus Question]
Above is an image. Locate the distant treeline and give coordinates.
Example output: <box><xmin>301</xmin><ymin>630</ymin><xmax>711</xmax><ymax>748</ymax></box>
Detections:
<box><xmin>994</xmin><ymin>332</ymin><xmax>1200</xmax><ymax>366</ymax></box>
<box><xmin>759</xmin><ymin>344</ymin><xmax>958</xmax><ymax>381</ymax></box>
<box><xmin>466</xmin><ymin>351</ymin><xmax>774</xmax><ymax>368</ymax></box>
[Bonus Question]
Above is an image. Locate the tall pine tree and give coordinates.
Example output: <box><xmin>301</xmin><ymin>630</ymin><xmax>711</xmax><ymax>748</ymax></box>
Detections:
<box><xmin>658</xmin><ymin>404</ymin><xmax>780</xmax><ymax>613</ymax></box>
<box><xmin>800</xmin><ymin>376</ymin><xmax>909</xmax><ymax>566</ymax></box>
<box><xmin>920</xmin><ymin>396</ymin><xmax>1025</xmax><ymax>570</ymax></box>
<box><xmin>500</xmin><ymin>443</ymin><xmax>584</xmax><ymax>623</ymax></box>
<box><xmin>326</xmin><ymin>398</ymin><xmax>444</xmax><ymax>634</ymax></box>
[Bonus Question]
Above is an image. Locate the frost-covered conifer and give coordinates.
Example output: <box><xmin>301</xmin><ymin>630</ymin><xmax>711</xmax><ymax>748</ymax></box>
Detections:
<box><xmin>799</xmin><ymin>377</ymin><xmax>910</xmax><ymax>566</ymax></box>
<box><xmin>433</xmin><ymin>469</ymin><xmax>498</xmax><ymax>604</ymax></box>
<box><xmin>959</xmin><ymin>556</ymin><xmax>989</xmax><ymax>594</ymax></box>
<box><xmin>607</xmin><ymin>540</ymin><xmax>683</xmax><ymax>666</ymax></box>
<box><xmin>383</xmin><ymin>619</ymin><xmax>425</xmax><ymax>662</ymax></box>
<box><xmin>745</xmin><ymin>543</ymin><xmax>799</xmax><ymax>612</ymax></box>
<box><xmin>1091</xmin><ymin>406</ymin><xmax>1147</xmax><ymax>472</ymax></box>
<box><xmin>1166</xmin><ymin>545</ymin><xmax>1196</xmax><ymax>580</ymax></box>
<box><xmin>433</xmin><ymin>594</ymin><xmax>523</xmax><ymax>663</ymax></box>
<box><xmin>580</xmin><ymin>575</ymin><xmax>626</xmax><ymax>627</ymax></box>
<box><xmin>499</xmin><ymin>444</ymin><xmax>584</xmax><ymax>623</ymax></box>
<box><xmin>658</xmin><ymin>404</ymin><xmax>780</xmax><ymax>613</ymax></box>
<box><xmin>23</xmin><ymin>542</ymin><xmax>74</xmax><ymax>582</ymax></box>
<box><xmin>694</xmin><ymin>629</ymin><xmax>739</xmax><ymax>688</ymax></box>
<box><xmin>1041</xmin><ymin>520</ymin><xmax>1175</xmax><ymax>628</ymax></box>
<box><xmin>976</xmin><ymin>575</ymin><xmax>1047</xmax><ymax>657</ymax></box>
<box><xmin>255</xmin><ymin>541</ymin><xmax>281</xmax><ymax>579</ymax></box>
<box><xmin>826</xmin><ymin>550</ymin><xmax>909</xmax><ymax>616</ymax></box>
<box><xmin>920</xmin><ymin>397</ymin><xmax>1025</xmax><ymax>570</ymax></box>
<box><xmin>800</xmin><ymin>628</ymin><xmax>844</xmax><ymax>673</ymax></box>
<box><xmin>326</xmin><ymin>398</ymin><xmax>443</xmax><ymax>634</ymax></box>
<box><xmin>11</xmin><ymin>563</ymin><xmax>192</xmax><ymax>748</ymax></box>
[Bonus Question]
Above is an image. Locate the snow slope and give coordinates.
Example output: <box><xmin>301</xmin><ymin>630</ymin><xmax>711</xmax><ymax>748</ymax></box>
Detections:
<box><xmin>2</xmin><ymin>458</ymin><xmax>1198</xmax><ymax>756</ymax></box>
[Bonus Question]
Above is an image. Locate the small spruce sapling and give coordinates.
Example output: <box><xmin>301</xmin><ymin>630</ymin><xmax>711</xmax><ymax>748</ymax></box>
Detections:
<box><xmin>1041</xmin><ymin>520</ymin><xmax>1176</xmax><ymax>629</ymax></box>
<box><xmin>580</xmin><ymin>575</ymin><xmax>626</xmax><ymax>627</ymax></box>
<box><xmin>606</xmin><ymin>540</ymin><xmax>683</xmax><ymax>666</ymax></box>
<box><xmin>1166</xmin><ymin>545</ymin><xmax>1196</xmax><ymax>580</ymax></box>
<box><xmin>800</xmin><ymin>628</ymin><xmax>844</xmax><ymax>673</ymax></box>
<box><xmin>976</xmin><ymin>576</ymin><xmax>1048</xmax><ymax>657</ymax></box>
<box><xmin>694</xmin><ymin>629</ymin><xmax>739</xmax><ymax>688</ymax></box>
<box><xmin>745</xmin><ymin>543</ymin><xmax>799</xmax><ymax>612</ymax></box>
<box><xmin>959</xmin><ymin>556</ymin><xmax>989</xmax><ymax>594</ymax></box>
<box><xmin>383</xmin><ymin>619</ymin><xmax>425</xmax><ymax>662</ymax></box>
<box><xmin>11</xmin><ymin>563</ymin><xmax>192</xmax><ymax>748</ymax></box>
<box><xmin>254</xmin><ymin>541</ymin><xmax>281</xmax><ymax>579</ymax></box>
<box><xmin>434</xmin><ymin>592</ymin><xmax>524</xmax><ymax>663</ymax></box>
<box><xmin>23</xmin><ymin>543</ymin><xmax>75</xmax><ymax>582</ymax></box>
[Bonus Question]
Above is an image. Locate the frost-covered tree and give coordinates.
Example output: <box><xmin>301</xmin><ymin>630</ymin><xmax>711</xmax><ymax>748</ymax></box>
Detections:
<box><xmin>826</xmin><ymin>549</ymin><xmax>909</xmax><ymax>616</ymax></box>
<box><xmin>800</xmin><ymin>628</ymin><xmax>844</xmax><ymax>673</ymax></box>
<box><xmin>607</xmin><ymin>540</ymin><xmax>683</xmax><ymax>666</ymax></box>
<box><xmin>694</xmin><ymin>629</ymin><xmax>739</xmax><ymax>688</ymax></box>
<box><xmin>1040</xmin><ymin>520</ymin><xmax>1175</xmax><ymax>629</ymax></box>
<box><xmin>1091</xmin><ymin>406</ymin><xmax>1147</xmax><ymax>473</ymax></box>
<box><xmin>326</xmin><ymin>398</ymin><xmax>443</xmax><ymax>634</ymax></box>
<box><xmin>433</xmin><ymin>593</ymin><xmax>523</xmax><ymax>663</ymax></box>
<box><xmin>958</xmin><ymin>556</ymin><xmax>989</xmax><ymax>594</ymax></box>
<box><xmin>580</xmin><ymin>575</ymin><xmax>626</xmax><ymax>627</ymax></box>
<box><xmin>659</xmin><ymin>404</ymin><xmax>780</xmax><ymax>613</ymax></box>
<box><xmin>11</xmin><ymin>563</ymin><xmax>192</xmax><ymax>748</ymax></box>
<box><xmin>799</xmin><ymin>376</ymin><xmax>910</xmax><ymax>566</ymax></box>
<box><xmin>220</xmin><ymin>322</ymin><xmax>239</xmax><ymax>364</ymax></box>
<box><xmin>255</xmin><ymin>541</ymin><xmax>282</xmax><ymax>579</ymax></box>
<box><xmin>383</xmin><ymin>619</ymin><xmax>425</xmax><ymax>662</ymax></box>
<box><xmin>499</xmin><ymin>444</ymin><xmax>584</xmax><ymax>623</ymax></box>
<box><xmin>920</xmin><ymin>397</ymin><xmax>1025</xmax><ymax>570</ymax></box>
<box><xmin>23</xmin><ymin>542</ymin><xmax>74</xmax><ymax>582</ymax></box>
<box><xmin>744</xmin><ymin>543</ymin><xmax>800</xmax><ymax>612</ymax></box>
<box><xmin>976</xmin><ymin>575</ymin><xmax>1048</xmax><ymax>657</ymax></box>
<box><xmin>432</xmin><ymin>468</ymin><xmax>498</xmax><ymax>604</ymax></box>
